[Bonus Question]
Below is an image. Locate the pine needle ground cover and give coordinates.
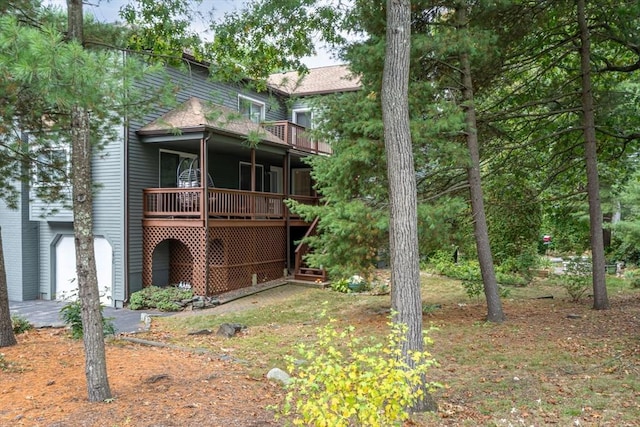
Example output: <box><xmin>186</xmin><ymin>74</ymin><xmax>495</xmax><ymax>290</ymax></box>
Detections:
<box><xmin>1</xmin><ymin>274</ymin><xmax>638</xmax><ymax>426</ymax></box>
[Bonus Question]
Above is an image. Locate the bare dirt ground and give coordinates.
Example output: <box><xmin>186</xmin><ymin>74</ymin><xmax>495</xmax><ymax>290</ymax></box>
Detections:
<box><xmin>1</xmin><ymin>286</ymin><xmax>639</xmax><ymax>426</ymax></box>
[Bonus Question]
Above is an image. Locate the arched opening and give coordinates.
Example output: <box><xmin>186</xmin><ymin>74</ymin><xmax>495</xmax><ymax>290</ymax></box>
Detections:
<box><xmin>151</xmin><ymin>238</ymin><xmax>193</xmax><ymax>287</ymax></box>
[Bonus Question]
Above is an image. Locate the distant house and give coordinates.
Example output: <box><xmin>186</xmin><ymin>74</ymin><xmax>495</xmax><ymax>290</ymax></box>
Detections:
<box><xmin>0</xmin><ymin>60</ymin><xmax>360</xmax><ymax>307</ymax></box>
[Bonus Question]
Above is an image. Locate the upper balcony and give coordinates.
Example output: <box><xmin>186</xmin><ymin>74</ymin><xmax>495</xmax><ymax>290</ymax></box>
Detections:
<box><xmin>262</xmin><ymin>121</ymin><xmax>331</xmax><ymax>155</ymax></box>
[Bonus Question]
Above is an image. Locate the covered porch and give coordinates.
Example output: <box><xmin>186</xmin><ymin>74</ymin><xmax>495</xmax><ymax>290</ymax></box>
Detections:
<box><xmin>136</xmin><ymin>97</ymin><xmax>325</xmax><ymax>296</ymax></box>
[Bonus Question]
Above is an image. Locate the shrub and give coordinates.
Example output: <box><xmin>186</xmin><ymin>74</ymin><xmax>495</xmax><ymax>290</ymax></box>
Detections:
<box><xmin>555</xmin><ymin>257</ymin><xmax>591</xmax><ymax>302</ymax></box>
<box><xmin>128</xmin><ymin>285</ymin><xmax>193</xmax><ymax>311</ymax></box>
<box><xmin>330</xmin><ymin>278</ymin><xmax>350</xmax><ymax>293</ymax></box>
<box><xmin>278</xmin><ymin>317</ymin><xmax>440</xmax><ymax>426</ymax></box>
<box><xmin>60</xmin><ymin>300</ymin><xmax>116</xmax><ymax>339</ymax></box>
<box><xmin>624</xmin><ymin>269</ymin><xmax>640</xmax><ymax>289</ymax></box>
<box><xmin>11</xmin><ymin>315</ymin><xmax>33</xmax><ymax>334</ymax></box>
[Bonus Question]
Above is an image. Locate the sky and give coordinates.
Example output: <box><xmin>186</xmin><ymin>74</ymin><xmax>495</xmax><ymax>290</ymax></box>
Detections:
<box><xmin>42</xmin><ymin>0</ymin><xmax>341</xmax><ymax>68</ymax></box>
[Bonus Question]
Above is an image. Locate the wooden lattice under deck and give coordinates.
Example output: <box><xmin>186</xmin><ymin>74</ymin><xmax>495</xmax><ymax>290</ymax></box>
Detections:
<box><xmin>142</xmin><ymin>224</ymin><xmax>286</xmax><ymax>296</ymax></box>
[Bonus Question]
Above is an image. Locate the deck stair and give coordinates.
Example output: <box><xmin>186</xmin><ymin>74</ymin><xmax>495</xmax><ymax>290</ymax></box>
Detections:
<box><xmin>293</xmin><ymin>216</ymin><xmax>326</xmax><ymax>282</ymax></box>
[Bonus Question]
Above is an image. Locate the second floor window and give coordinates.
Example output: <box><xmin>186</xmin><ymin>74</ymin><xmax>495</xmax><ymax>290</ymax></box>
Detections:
<box><xmin>35</xmin><ymin>147</ymin><xmax>69</xmax><ymax>186</ymax></box>
<box><xmin>238</xmin><ymin>95</ymin><xmax>265</xmax><ymax>123</ymax></box>
<box><xmin>292</xmin><ymin>108</ymin><xmax>313</xmax><ymax>129</ymax></box>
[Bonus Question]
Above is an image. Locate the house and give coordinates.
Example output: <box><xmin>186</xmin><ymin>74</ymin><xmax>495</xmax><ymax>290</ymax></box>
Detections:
<box><xmin>0</xmin><ymin>60</ymin><xmax>360</xmax><ymax>307</ymax></box>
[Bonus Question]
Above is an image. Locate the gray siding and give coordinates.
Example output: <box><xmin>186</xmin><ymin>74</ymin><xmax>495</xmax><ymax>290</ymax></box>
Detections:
<box><xmin>91</xmin><ymin>124</ymin><xmax>125</xmax><ymax>304</ymax></box>
<box><xmin>0</xmin><ymin>180</ymin><xmax>40</xmax><ymax>301</ymax></box>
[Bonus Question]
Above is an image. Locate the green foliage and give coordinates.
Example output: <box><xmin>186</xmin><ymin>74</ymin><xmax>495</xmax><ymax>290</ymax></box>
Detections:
<box><xmin>623</xmin><ymin>269</ymin><xmax>640</xmax><ymax>289</ymax></box>
<box><xmin>461</xmin><ymin>280</ymin><xmax>484</xmax><ymax>301</ymax></box>
<box><xmin>128</xmin><ymin>285</ymin><xmax>193</xmax><ymax>311</ymax></box>
<box><xmin>120</xmin><ymin>0</ymin><xmax>205</xmax><ymax>63</ymax></box>
<box><xmin>553</xmin><ymin>258</ymin><xmax>591</xmax><ymax>302</ymax></box>
<box><xmin>60</xmin><ymin>300</ymin><xmax>116</xmax><ymax>339</ymax></box>
<box><xmin>288</xmin><ymin>198</ymin><xmax>385</xmax><ymax>281</ymax></box>
<box><xmin>330</xmin><ymin>278</ymin><xmax>350</xmax><ymax>293</ymax></box>
<box><xmin>279</xmin><ymin>318</ymin><xmax>439</xmax><ymax>426</ymax></box>
<box><xmin>11</xmin><ymin>315</ymin><xmax>32</xmax><ymax>334</ymax></box>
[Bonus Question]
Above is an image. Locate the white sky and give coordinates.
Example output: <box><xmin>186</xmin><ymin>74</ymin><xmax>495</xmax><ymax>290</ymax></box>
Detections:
<box><xmin>42</xmin><ymin>0</ymin><xmax>340</xmax><ymax>68</ymax></box>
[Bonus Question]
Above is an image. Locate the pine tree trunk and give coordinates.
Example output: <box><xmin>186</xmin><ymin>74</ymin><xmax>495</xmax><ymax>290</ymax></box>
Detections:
<box><xmin>577</xmin><ymin>0</ymin><xmax>609</xmax><ymax>310</ymax></box>
<box><xmin>457</xmin><ymin>5</ymin><xmax>505</xmax><ymax>323</ymax></box>
<box><xmin>0</xmin><ymin>227</ymin><xmax>18</xmax><ymax>348</ymax></box>
<box><xmin>382</xmin><ymin>0</ymin><xmax>436</xmax><ymax>413</ymax></box>
<box><xmin>67</xmin><ymin>0</ymin><xmax>112</xmax><ymax>401</ymax></box>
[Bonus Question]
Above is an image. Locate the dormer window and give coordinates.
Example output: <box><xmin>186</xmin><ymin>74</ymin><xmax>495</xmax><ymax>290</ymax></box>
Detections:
<box><xmin>238</xmin><ymin>95</ymin><xmax>265</xmax><ymax>123</ymax></box>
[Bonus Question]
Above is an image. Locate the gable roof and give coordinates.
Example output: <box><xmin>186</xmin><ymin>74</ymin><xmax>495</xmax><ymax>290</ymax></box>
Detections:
<box><xmin>267</xmin><ymin>64</ymin><xmax>361</xmax><ymax>96</ymax></box>
<box><xmin>137</xmin><ymin>97</ymin><xmax>286</xmax><ymax>145</ymax></box>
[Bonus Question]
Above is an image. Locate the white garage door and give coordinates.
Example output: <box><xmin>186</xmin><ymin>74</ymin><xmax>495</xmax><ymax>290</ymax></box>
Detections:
<box><xmin>55</xmin><ymin>236</ymin><xmax>112</xmax><ymax>305</ymax></box>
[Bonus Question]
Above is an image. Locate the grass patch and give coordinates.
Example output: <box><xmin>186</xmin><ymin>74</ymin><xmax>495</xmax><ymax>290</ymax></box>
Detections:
<box><xmin>139</xmin><ymin>274</ymin><xmax>640</xmax><ymax>425</ymax></box>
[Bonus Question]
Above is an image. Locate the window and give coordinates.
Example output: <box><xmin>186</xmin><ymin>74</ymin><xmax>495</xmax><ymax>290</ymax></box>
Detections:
<box><xmin>238</xmin><ymin>95</ymin><xmax>265</xmax><ymax>123</ymax></box>
<box><xmin>34</xmin><ymin>147</ymin><xmax>69</xmax><ymax>186</ymax></box>
<box><xmin>239</xmin><ymin>162</ymin><xmax>264</xmax><ymax>191</ymax></box>
<box><xmin>292</xmin><ymin>108</ymin><xmax>313</xmax><ymax>128</ymax></box>
<box><xmin>159</xmin><ymin>149</ymin><xmax>197</xmax><ymax>188</ymax></box>
<box><xmin>292</xmin><ymin>168</ymin><xmax>312</xmax><ymax>196</ymax></box>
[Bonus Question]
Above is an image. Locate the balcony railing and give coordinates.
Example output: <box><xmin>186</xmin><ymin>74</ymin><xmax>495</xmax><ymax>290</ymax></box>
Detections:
<box><xmin>262</xmin><ymin>121</ymin><xmax>332</xmax><ymax>155</ymax></box>
<box><xmin>143</xmin><ymin>188</ymin><xmax>318</xmax><ymax>220</ymax></box>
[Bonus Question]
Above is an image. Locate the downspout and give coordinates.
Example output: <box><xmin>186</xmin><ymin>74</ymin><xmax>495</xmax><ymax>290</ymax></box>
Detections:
<box><xmin>122</xmin><ymin>49</ymin><xmax>129</xmax><ymax>305</ymax></box>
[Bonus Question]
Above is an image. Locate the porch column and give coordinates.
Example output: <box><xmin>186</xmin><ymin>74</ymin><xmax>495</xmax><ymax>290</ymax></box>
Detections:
<box><xmin>250</xmin><ymin>147</ymin><xmax>256</xmax><ymax>216</ymax></box>
<box><xmin>199</xmin><ymin>136</ymin><xmax>209</xmax><ymax>225</ymax></box>
<box><xmin>285</xmin><ymin>152</ymin><xmax>291</xmax><ymax>273</ymax></box>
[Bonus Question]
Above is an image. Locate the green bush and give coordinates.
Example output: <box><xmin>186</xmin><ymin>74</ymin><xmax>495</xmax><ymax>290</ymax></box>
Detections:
<box><xmin>623</xmin><ymin>269</ymin><xmax>640</xmax><ymax>289</ymax></box>
<box><xmin>60</xmin><ymin>300</ymin><xmax>116</xmax><ymax>339</ymax></box>
<box><xmin>278</xmin><ymin>317</ymin><xmax>440</xmax><ymax>426</ymax></box>
<box><xmin>554</xmin><ymin>257</ymin><xmax>591</xmax><ymax>302</ymax></box>
<box><xmin>128</xmin><ymin>285</ymin><xmax>193</xmax><ymax>311</ymax></box>
<box><xmin>11</xmin><ymin>315</ymin><xmax>33</xmax><ymax>334</ymax></box>
<box><xmin>330</xmin><ymin>278</ymin><xmax>350</xmax><ymax>293</ymax></box>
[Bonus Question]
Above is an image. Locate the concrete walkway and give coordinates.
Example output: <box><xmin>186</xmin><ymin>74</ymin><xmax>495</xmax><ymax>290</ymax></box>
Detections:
<box><xmin>9</xmin><ymin>282</ymin><xmax>321</xmax><ymax>334</ymax></box>
<box><xmin>8</xmin><ymin>299</ymin><xmax>157</xmax><ymax>334</ymax></box>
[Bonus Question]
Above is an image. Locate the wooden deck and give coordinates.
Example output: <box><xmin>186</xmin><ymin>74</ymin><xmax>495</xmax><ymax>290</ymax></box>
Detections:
<box><xmin>143</xmin><ymin>187</ymin><xmax>318</xmax><ymax>225</ymax></box>
<box><xmin>263</xmin><ymin>121</ymin><xmax>331</xmax><ymax>155</ymax></box>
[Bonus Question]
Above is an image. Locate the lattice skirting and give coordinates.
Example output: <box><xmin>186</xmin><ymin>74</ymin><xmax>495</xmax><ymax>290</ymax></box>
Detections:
<box><xmin>143</xmin><ymin>225</ymin><xmax>286</xmax><ymax>296</ymax></box>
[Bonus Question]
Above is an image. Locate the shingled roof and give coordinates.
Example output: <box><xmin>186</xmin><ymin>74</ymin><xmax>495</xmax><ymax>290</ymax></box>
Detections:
<box><xmin>267</xmin><ymin>64</ymin><xmax>361</xmax><ymax>96</ymax></box>
<box><xmin>137</xmin><ymin>97</ymin><xmax>286</xmax><ymax>145</ymax></box>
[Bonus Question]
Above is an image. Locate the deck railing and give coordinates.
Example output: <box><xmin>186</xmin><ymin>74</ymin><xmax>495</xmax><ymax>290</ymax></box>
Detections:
<box><xmin>143</xmin><ymin>188</ymin><xmax>318</xmax><ymax>220</ymax></box>
<box><xmin>262</xmin><ymin>121</ymin><xmax>332</xmax><ymax>155</ymax></box>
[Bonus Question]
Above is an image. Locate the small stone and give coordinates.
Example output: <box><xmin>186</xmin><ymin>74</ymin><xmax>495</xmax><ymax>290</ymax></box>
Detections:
<box><xmin>216</xmin><ymin>323</ymin><xmax>246</xmax><ymax>338</ymax></box>
<box><xmin>267</xmin><ymin>368</ymin><xmax>291</xmax><ymax>385</ymax></box>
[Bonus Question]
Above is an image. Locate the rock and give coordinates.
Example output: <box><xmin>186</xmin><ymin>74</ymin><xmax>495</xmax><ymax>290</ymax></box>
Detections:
<box><xmin>566</xmin><ymin>314</ymin><xmax>582</xmax><ymax>319</ymax></box>
<box><xmin>216</xmin><ymin>323</ymin><xmax>246</xmax><ymax>338</ymax></box>
<box><xmin>267</xmin><ymin>368</ymin><xmax>291</xmax><ymax>385</ymax></box>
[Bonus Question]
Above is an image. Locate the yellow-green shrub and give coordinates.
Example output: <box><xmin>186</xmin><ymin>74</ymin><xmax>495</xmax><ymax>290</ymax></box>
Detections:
<box><xmin>279</xmin><ymin>317</ymin><xmax>439</xmax><ymax>426</ymax></box>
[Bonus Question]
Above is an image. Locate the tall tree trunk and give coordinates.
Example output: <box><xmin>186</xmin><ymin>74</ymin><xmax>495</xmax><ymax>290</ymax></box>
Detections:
<box><xmin>577</xmin><ymin>0</ymin><xmax>609</xmax><ymax>310</ymax></box>
<box><xmin>0</xmin><ymin>227</ymin><xmax>17</xmax><ymax>348</ymax></box>
<box><xmin>382</xmin><ymin>0</ymin><xmax>436</xmax><ymax>413</ymax></box>
<box><xmin>457</xmin><ymin>4</ymin><xmax>505</xmax><ymax>323</ymax></box>
<box><xmin>67</xmin><ymin>0</ymin><xmax>112</xmax><ymax>401</ymax></box>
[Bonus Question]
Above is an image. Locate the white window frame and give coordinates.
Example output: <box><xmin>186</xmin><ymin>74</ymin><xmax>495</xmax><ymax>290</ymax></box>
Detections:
<box><xmin>292</xmin><ymin>108</ymin><xmax>313</xmax><ymax>129</ymax></box>
<box><xmin>238</xmin><ymin>94</ymin><xmax>265</xmax><ymax>123</ymax></box>
<box><xmin>33</xmin><ymin>145</ymin><xmax>70</xmax><ymax>187</ymax></box>
<box><xmin>239</xmin><ymin>161</ymin><xmax>264</xmax><ymax>192</ymax></box>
